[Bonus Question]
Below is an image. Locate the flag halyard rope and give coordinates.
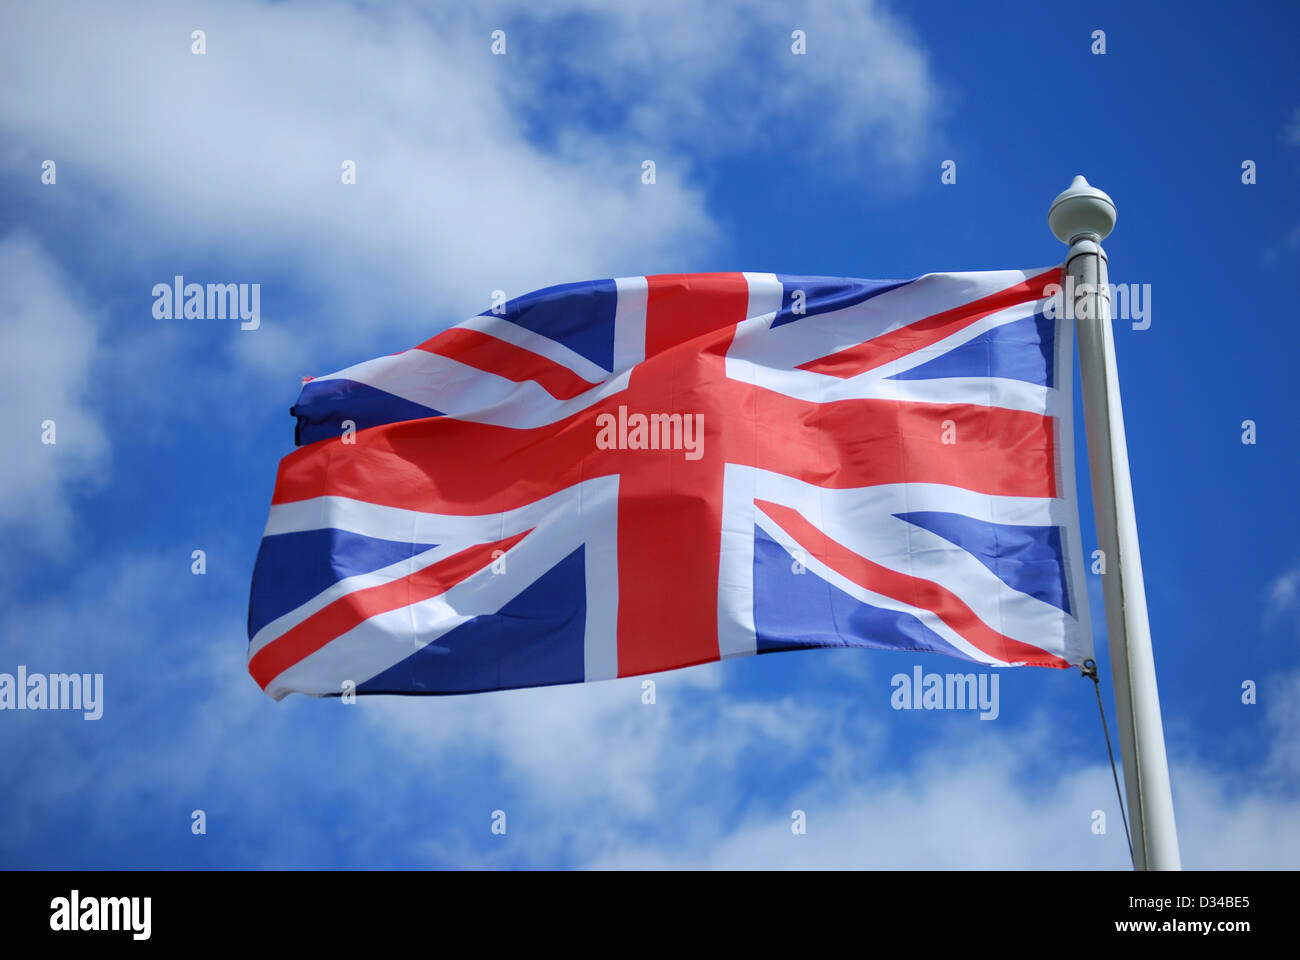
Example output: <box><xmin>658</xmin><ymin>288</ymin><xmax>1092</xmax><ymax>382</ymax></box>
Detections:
<box><xmin>1082</xmin><ymin>658</ymin><xmax>1135</xmax><ymax>869</ymax></box>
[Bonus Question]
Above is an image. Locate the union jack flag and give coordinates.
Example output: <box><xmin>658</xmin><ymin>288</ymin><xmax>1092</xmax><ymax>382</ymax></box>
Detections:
<box><xmin>248</xmin><ymin>269</ymin><xmax>1092</xmax><ymax>699</ymax></box>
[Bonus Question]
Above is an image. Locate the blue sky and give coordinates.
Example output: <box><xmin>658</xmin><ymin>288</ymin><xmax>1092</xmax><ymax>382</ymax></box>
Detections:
<box><xmin>1</xmin><ymin>0</ymin><xmax>1298</xmax><ymax>868</ymax></box>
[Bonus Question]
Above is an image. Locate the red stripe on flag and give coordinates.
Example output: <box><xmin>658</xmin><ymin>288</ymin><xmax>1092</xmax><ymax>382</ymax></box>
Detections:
<box><xmin>249</xmin><ymin>530</ymin><xmax>530</xmax><ymax>689</ymax></box>
<box><xmin>754</xmin><ymin>499</ymin><xmax>1070</xmax><ymax>668</ymax></box>
<box><xmin>644</xmin><ymin>273</ymin><xmax>750</xmax><ymax>359</ymax></box>
<box><xmin>613</xmin><ymin>279</ymin><xmax>749</xmax><ymax>678</ymax></box>
<box><xmin>724</xmin><ymin>387</ymin><xmax>1058</xmax><ymax>499</ymax></box>
<box><xmin>796</xmin><ymin>268</ymin><xmax>1063</xmax><ymax>379</ymax></box>
<box><xmin>613</xmin><ymin>452</ymin><xmax>726</xmax><ymax>679</ymax></box>
<box><xmin>421</xmin><ymin>327</ymin><xmax>599</xmax><ymax>400</ymax></box>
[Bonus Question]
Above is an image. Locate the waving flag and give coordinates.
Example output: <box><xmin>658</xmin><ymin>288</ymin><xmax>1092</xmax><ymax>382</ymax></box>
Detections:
<box><xmin>248</xmin><ymin>269</ymin><xmax>1092</xmax><ymax>699</ymax></box>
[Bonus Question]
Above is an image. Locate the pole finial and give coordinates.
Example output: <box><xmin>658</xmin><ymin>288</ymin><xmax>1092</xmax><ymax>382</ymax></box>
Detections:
<box><xmin>1048</xmin><ymin>175</ymin><xmax>1117</xmax><ymax>244</ymax></box>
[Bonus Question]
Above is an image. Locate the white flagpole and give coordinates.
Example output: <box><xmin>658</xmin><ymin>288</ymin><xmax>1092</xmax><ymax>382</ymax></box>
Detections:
<box><xmin>1048</xmin><ymin>176</ymin><xmax>1181</xmax><ymax>870</ymax></box>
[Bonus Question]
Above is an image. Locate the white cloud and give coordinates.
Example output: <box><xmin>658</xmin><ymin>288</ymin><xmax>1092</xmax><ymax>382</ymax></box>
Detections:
<box><xmin>0</xmin><ymin>233</ymin><xmax>109</xmax><ymax>553</ymax></box>
<box><xmin>0</xmin><ymin>0</ymin><xmax>943</xmax><ymax>380</ymax></box>
<box><xmin>359</xmin><ymin>661</ymin><xmax>741</xmax><ymax>820</ymax></box>
<box><xmin>1284</xmin><ymin>106</ymin><xmax>1300</xmax><ymax>146</ymax></box>
<box><xmin>1263</xmin><ymin>670</ymin><xmax>1300</xmax><ymax>782</ymax></box>
<box><xmin>0</xmin><ymin>0</ymin><xmax>716</xmax><ymax>373</ymax></box>
<box><xmin>1264</xmin><ymin>562</ymin><xmax>1300</xmax><ymax>635</ymax></box>
<box><xmin>585</xmin><ymin>739</ymin><xmax>1300</xmax><ymax>870</ymax></box>
<box><xmin>588</xmin><ymin>729</ymin><xmax>1131</xmax><ymax>869</ymax></box>
<box><xmin>360</xmin><ymin>663</ymin><xmax>1300</xmax><ymax>869</ymax></box>
<box><xmin>1269</xmin><ymin>564</ymin><xmax>1300</xmax><ymax>613</ymax></box>
<box><xmin>493</xmin><ymin>0</ymin><xmax>941</xmax><ymax>166</ymax></box>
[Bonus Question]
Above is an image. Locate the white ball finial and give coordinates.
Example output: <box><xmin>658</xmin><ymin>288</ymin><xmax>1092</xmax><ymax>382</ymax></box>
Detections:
<box><xmin>1048</xmin><ymin>175</ymin><xmax>1116</xmax><ymax>244</ymax></box>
